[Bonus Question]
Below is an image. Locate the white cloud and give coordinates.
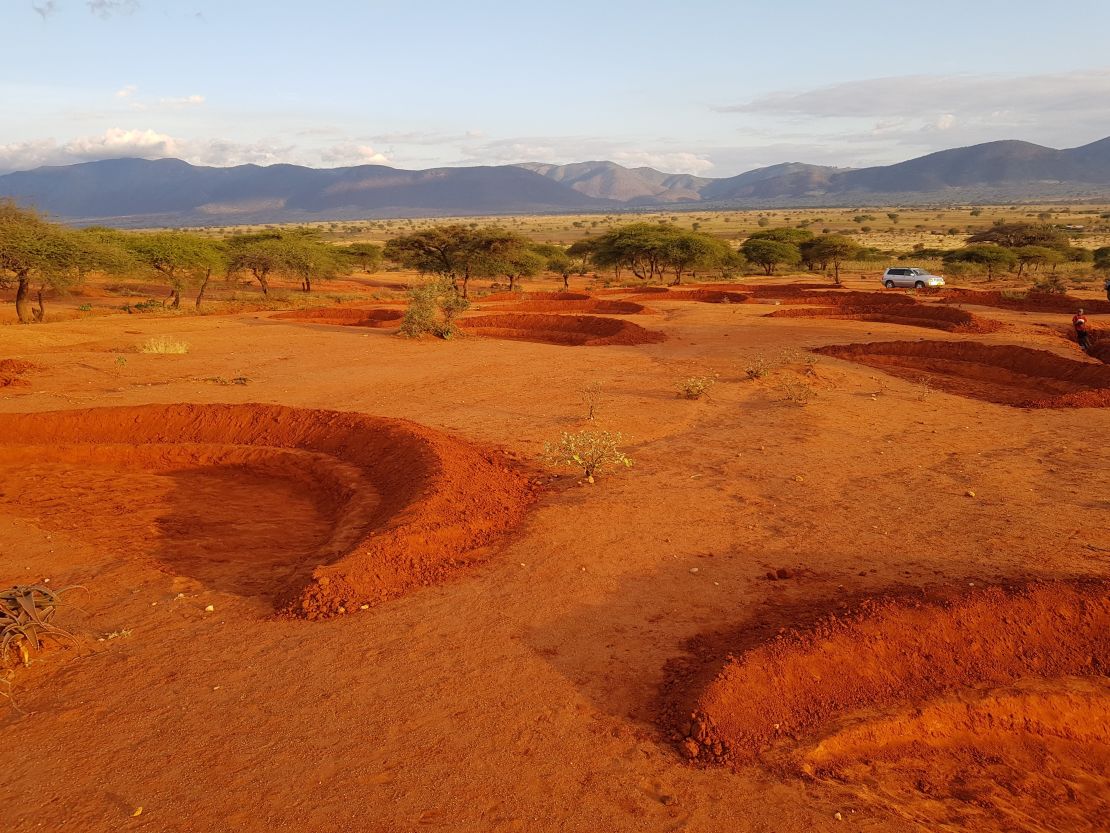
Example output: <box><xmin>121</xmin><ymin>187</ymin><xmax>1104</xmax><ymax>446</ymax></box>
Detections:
<box><xmin>319</xmin><ymin>143</ymin><xmax>391</xmax><ymax>165</ymax></box>
<box><xmin>115</xmin><ymin>84</ymin><xmax>138</xmax><ymax>98</ymax></box>
<box><xmin>611</xmin><ymin>150</ymin><xmax>713</xmax><ymax>176</ymax></box>
<box><xmin>32</xmin><ymin>1</ymin><xmax>59</xmax><ymax>20</ymax></box>
<box><xmin>0</xmin><ymin>129</ymin><xmax>296</xmax><ymax>173</ymax></box>
<box><xmin>458</xmin><ymin>135</ymin><xmax>715</xmax><ymax>174</ymax></box>
<box><xmin>158</xmin><ymin>94</ymin><xmax>205</xmax><ymax>107</ymax></box>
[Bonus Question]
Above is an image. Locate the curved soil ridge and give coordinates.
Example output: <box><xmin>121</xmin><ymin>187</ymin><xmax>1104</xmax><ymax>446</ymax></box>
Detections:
<box><xmin>0</xmin><ymin>404</ymin><xmax>536</xmax><ymax>618</ymax></box>
<box><xmin>482</xmin><ymin>299</ymin><xmax>648</xmax><ymax>314</ymax></box>
<box><xmin>767</xmin><ymin>304</ymin><xmax>1002</xmax><ymax>333</ymax></box>
<box><xmin>679</xmin><ymin>581</ymin><xmax>1110</xmax><ymax>766</ymax></box>
<box><xmin>272</xmin><ymin>307</ymin><xmax>403</xmax><ymax>328</ymax></box>
<box><xmin>794</xmin><ymin>676</ymin><xmax>1110</xmax><ymax>833</ymax></box>
<box><xmin>939</xmin><ymin>288</ymin><xmax>1110</xmax><ymax>315</ymax></box>
<box><xmin>481</xmin><ymin>291</ymin><xmax>590</xmax><ymax>302</ymax></box>
<box><xmin>459</xmin><ymin>313</ymin><xmax>666</xmax><ymax>346</ymax></box>
<box><xmin>814</xmin><ymin>340</ymin><xmax>1110</xmax><ymax>407</ymax></box>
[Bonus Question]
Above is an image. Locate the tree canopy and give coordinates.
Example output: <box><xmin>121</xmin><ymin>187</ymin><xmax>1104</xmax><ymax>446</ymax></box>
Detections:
<box><xmin>740</xmin><ymin>238</ymin><xmax>800</xmax><ymax>275</ymax></box>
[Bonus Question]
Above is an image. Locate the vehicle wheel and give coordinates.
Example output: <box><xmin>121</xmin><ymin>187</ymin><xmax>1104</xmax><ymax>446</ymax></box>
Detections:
<box><xmin>884</xmin><ymin>280</ymin><xmax>895</xmax><ymax>288</ymax></box>
<box><xmin>915</xmin><ymin>281</ymin><xmax>925</xmax><ymax>289</ymax></box>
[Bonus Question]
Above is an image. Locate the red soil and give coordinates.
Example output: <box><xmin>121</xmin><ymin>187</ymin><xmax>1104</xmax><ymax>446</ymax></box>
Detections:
<box><xmin>815</xmin><ymin>340</ymin><xmax>1110</xmax><ymax>406</ymax></box>
<box><xmin>676</xmin><ymin>582</ymin><xmax>1110</xmax><ymax>833</ymax></box>
<box><xmin>459</xmin><ymin>313</ymin><xmax>666</xmax><ymax>346</ymax></box>
<box><xmin>767</xmin><ymin>304</ymin><xmax>1003</xmax><ymax>333</ymax></box>
<box><xmin>0</xmin><ymin>358</ymin><xmax>36</xmax><ymax>389</ymax></box>
<box><xmin>482</xmin><ymin>299</ymin><xmax>648</xmax><ymax>314</ymax></box>
<box><xmin>680</xmin><ymin>581</ymin><xmax>1110</xmax><ymax>761</ymax></box>
<box><xmin>662</xmin><ymin>289</ymin><xmax>751</xmax><ymax>304</ymax></box>
<box><xmin>271</xmin><ymin>306</ymin><xmax>403</xmax><ymax>328</ymax></box>
<box><xmin>481</xmin><ymin>291</ymin><xmax>590</xmax><ymax>302</ymax></box>
<box><xmin>0</xmin><ymin>404</ymin><xmax>536</xmax><ymax>619</ymax></box>
<box><xmin>939</xmin><ymin>288</ymin><xmax>1110</xmax><ymax>315</ymax></box>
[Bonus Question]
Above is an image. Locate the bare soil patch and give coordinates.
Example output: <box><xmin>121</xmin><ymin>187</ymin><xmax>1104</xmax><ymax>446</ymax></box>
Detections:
<box><xmin>814</xmin><ymin>340</ymin><xmax>1110</xmax><ymax>407</ymax></box>
<box><xmin>0</xmin><ymin>404</ymin><xmax>536</xmax><ymax>618</ymax></box>
<box><xmin>481</xmin><ymin>291</ymin><xmax>590</xmax><ymax>302</ymax></box>
<box><xmin>459</xmin><ymin>313</ymin><xmax>666</xmax><ymax>346</ymax></box>
<box><xmin>673</xmin><ymin>581</ymin><xmax>1110</xmax><ymax>833</ymax></box>
<box><xmin>0</xmin><ymin>359</ymin><xmax>37</xmax><ymax>389</ymax></box>
<box><xmin>271</xmin><ymin>306</ymin><xmax>403</xmax><ymax>328</ymax></box>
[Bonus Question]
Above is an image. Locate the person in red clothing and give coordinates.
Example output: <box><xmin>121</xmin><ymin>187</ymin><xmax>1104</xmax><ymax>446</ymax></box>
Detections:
<box><xmin>1073</xmin><ymin>309</ymin><xmax>1091</xmax><ymax>352</ymax></box>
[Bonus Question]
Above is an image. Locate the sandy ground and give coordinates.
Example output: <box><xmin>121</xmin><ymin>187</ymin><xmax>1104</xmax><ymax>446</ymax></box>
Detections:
<box><xmin>1</xmin><ymin>275</ymin><xmax>1109</xmax><ymax>833</ymax></box>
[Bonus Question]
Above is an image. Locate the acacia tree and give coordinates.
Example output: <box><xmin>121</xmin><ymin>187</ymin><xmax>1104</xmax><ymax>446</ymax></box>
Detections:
<box><xmin>942</xmin><ymin>244</ymin><xmax>1017</xmax><ymax>280</ymax></box>
<box><xmin>384</xmin><ymin>225</ymin><xmax>493</xmax><ymax>298</ymax></box>
<box><xmin>227</xmin><ymin>237</ymin><xmax>286</xmax><ymax>295</ymax></box>
<box><xmin>746</xmin><ymin>227</ymin><xmax>814</xmax><ymax>246</ymax></box>
<box><xmin>588</xmin><ymin>223</ymin><xmax>673</xmax><ymax>281</ymax></box>
<box><xmin>279</xmin><ymin>235</ymin><xmax>342</xmax><ymax>292</ymax></box>
<box><xmin>740</xmin><ymin>238</ymin><xmax>801</xmax><ymax>275</ymax></box>
<box><xmin>342</xmin><ymin>242</ymin><xmax>384</xmax><ymax>273</ymax></box>
<box><xmin>0</xmin><ymin>201</ymin><xmax>85</xmax><ymax>323</ymax></box>
<box><xmin>799</xmin><ymin>235</ymin><xmax>861</xmax><ymax>285</ymax></box>
<box><xmin>125</xmin><ymin>231</ymin><xmax>225</xmax><ymax>308</ymax></box>
<box><xmin>532</xmin><ymin>243</ymin><xmax>574</xmax><ymax>289</ymax></box>
<box><xmin>968</xmin><ymin>222</ymin><xmax>1070</xmax><ymax>250</ymax></box>
<box><xmin>1014</xmin><ymin>245</ymin><xmax>1064</xmax><ymax>276</ymax></box>
<box><xmin>661</xmin><ymin>231</ymin><xmax>733</xmax><ymax>285</ymax></box>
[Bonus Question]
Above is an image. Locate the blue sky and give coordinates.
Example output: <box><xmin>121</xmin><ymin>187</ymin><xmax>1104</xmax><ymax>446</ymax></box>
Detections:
<box><xmin>3</xmin><ymin>0</ymin><xmax>1110</xmax><ymax>176</ymax></box>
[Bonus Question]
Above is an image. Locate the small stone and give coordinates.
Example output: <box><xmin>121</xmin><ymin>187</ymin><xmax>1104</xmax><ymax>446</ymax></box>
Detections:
<box><xmin>965</xmin><ymin>490</ymin><xmax>976</xmax><ymax>497</ymax></box>
<box><xmin>204</xmin><ymin>604</ymin><xmax>215</xmax><ymax>613</ymax></box>
<box><xmin>681</xmin><ymin>739</ymin><xmax>700</xmax><ymax>758</ymax></box>
<box><xmin>359</xmin><ymin>604</ymin><xmax>369</xmax><ymax>610</ymax></box>
<box><xmin>834</xmin><ymin>812</ymin><xmax>843</xmax><ymax>821</ymax></box>
<box><xmin>689</xmin><ymin>567</ymin><xmax>699</xmax><ymax>574</ymax></box>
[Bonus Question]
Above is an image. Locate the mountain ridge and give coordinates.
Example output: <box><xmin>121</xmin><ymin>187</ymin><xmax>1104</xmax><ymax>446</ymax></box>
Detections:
<box><xmin>3</xmin><ymin>136</ymin><xmax>1110</xmax><ymax>226</ymax></box>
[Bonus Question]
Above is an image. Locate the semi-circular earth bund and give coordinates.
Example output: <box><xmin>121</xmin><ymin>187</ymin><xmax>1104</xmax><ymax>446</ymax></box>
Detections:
<box><xmin>459</xmin><ymin>313</ymin><xmax>666</xmax><ymax>346</ymax></box>
<box><xmin>480</xmin><ymin>299</ymin><xmax>648</xmax><ymax>314</ymax></box>
<box><xmin>674</xmin><ymin>582</ymin><xmax>1110</xmax><ymax>833</ymax></box>
<box><xmin>0</xmin><ymin>404</ymin><xmax>536</xmax><ymax>618</ymax></box>
<box><xmin>660</xmin><ymin>289</ymin><xmax>751</xmax><ymax>304</ymax></box>
<box><xmin>481</xmin><ymin>291</ymin><xmax>590</xmax><ymax>302</ymax></box>
<box><xmin>271</xmin><ymin>307</ymin><xmax>404</xmax><ymax>327</ymax></box>
<box><xmin>814</xmin><ymin>340</ymin><xmax>1110</xmax><ymax>407</ymax></box>
<box><xmin>767</xmin><ymin>304</ymin><xmax>1002</xmax><ymax>333</ymax></box>
<box><xmin>938</xmin><ymin>288</ymin><xmax>1110</xmax><ymax>315</ymax></box>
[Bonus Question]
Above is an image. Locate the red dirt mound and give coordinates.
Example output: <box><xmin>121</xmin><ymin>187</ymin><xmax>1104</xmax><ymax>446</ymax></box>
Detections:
<box><xmin>662</xmin><ymin>289</ymin><xmax>750</xmax><ymax>304</ymax></box>
<box><xmin>0</xmin><ymin>358</ymin><xmax>36</xmax><ymax>389</ymax></box>
<box><xmin>0</xmin><ymin>404</ymin><xmax>536</xmax><ymax>619</ymax></box>
<box><xmin>482</xmin><ymin>299</ymin><xmax>648</xmax><ymax>314</ymax></box>
<box><xmin>814</xmin><ymin>340</ymin><xmax>1110</xmax><ymax>407</ymax></box>
<box><xmin>481</xmin><ymin>291</ymin><xmax>590</xmax><ymax>302</ymax></box>
<box><xmin>676</xmin><ymin>582</ymin><xmax>1110</xmax><ymax>833</ymax></box>
<box><xmin>940</xmin><ymin>288</ymin><xmax>1110</xmax><ymax>315</ymax></box>
<box><xmin>271</xmin><ymin>307</ymin><xmax>403</xmax><ymax>328</ymax></box>
<box><xmin>767</xmin><ymin>304</ymin><xmax>1002</xmax><ymax>333</ymax></box>
<box><xmin>459</xmin><ymin>313</ymin><xmax>666</xmax><ymax>346</ymax></box>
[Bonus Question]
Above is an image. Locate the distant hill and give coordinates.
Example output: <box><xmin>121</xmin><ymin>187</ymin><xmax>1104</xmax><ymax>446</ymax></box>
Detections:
<box><xmin>3</xmin><ymin>136</ymin><xmax>1110</xmax><ymax>226</ymax></box>
<box><xmin>0</xmin><ymin>158</ymin><xmax>607</xmax><ymax>226</ymax></box>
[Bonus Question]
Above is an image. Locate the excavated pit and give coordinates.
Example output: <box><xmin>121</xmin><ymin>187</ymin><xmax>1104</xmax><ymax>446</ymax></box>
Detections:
<box><xmin>271</xmin><ymin>307</ymin><xmax>404</xmax><ymax>328</ymax></box>
<box><xmin>480</xmin><ymin>291</ymin><xmax>590</xmax><ymax>302</ymax></box>
<box><xmin>0</xmin><ymin>404</ymin><xmax>536</xmax><ymax>618</ymax></box>
<box><xmin>459</xmin><ymin>313</ymin><xmax>666</xmax><ymax>346</ymax></box>
<box><xmin>814</xmin><ymin>340</ymin><xmax>1110</xmax><ymax>407</ymax></box>
<box><xmin>767</xmin><ymin>304</ymin><xmax>1003</xmax><ymax>333</ymax></box>
<box><xmin>673</xmin><ymin>582</ymin><xmax>1110</xmax><ymax>833</ymax></box>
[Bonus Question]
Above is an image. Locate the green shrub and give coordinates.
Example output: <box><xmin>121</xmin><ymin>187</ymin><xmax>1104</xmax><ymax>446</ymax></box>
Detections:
<box><xmin>545</xmin><ymin>430</ymin><xmax>633</xmax><ymax>483</ymax></box>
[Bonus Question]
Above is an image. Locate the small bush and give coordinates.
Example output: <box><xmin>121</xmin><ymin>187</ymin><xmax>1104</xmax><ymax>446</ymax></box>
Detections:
<box><xmin>1032</xmin><ymin>274</ymin><xmax>1068</xmax><ymax>295</ymax></box>
<box><xmin>138</xmin><ymin>336</ymin><xmax>189</xmax><ymax>354</ymax></box>
<box><xmin>745</xmin><ymin>356</ymin><xmax>770</xmax><ymax>380</ymax></box>
<box><xmin>545</xmin><ymin>430</ymin><xmax>633</xmax><ymax>483</ymax></box>
<box><xmin>777</xmin><ymin>379</ymin><xmax>817</xmax><ymax>406</ymax></box>
<box><xmin>400</xmin><ymin>278</ymin><xmax>469</xmax><ymax>339</ymax></box>
<box><xmin>1</xmin><ymin>585</ymin><xmax>75</xmax><ymax>668</ymax></box>
<box><xmin>678</xmin><ymin>375</ymin><xmax>716</xmax><ymax>400</ymax></box>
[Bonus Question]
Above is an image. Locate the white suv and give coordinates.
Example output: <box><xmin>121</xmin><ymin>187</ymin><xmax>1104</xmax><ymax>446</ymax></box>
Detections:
<box><xmin>882</xmin><ymin>267</ymin><xmax>945</xmax><ymax>289</ymax></box>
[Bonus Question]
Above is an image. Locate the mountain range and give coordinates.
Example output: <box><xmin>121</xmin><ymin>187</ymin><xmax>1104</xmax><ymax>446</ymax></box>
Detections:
<box><xmin>3</xmin><ymin>137</ymin><xmax>1110</xmax><ymax>226</ymax></box>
